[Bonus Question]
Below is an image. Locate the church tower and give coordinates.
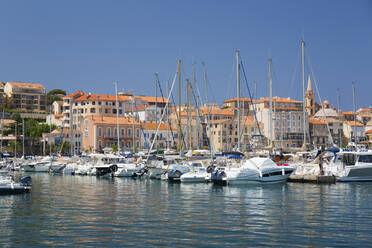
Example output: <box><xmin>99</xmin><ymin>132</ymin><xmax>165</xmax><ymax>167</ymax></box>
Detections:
<box><xmin>305</xmin><ymin>74</ymin><xmax>316</xmax><ymax>116</ymax></box>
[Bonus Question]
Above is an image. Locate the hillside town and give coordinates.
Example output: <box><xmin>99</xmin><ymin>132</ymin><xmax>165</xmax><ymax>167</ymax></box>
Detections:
<box><xmin>0</xmin><ymin>78</ymin><xmax>370</xmax><ymax>156</ymax></box>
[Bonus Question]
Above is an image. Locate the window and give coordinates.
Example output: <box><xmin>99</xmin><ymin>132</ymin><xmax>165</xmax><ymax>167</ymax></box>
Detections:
<box><xmin>98</xmin><ymin>127</ymin><xmax>102</xmax><ymax>137</ymax></box>
<box><xmin>105</xmin><ymin>109</ymin><xmax>109</xmax><ymax>114</ymax></box>
<box><xmin>114</xmin><ymin>128</ymin><xmax>117</xmax><ymax>137</ymax></box>
<box><xmin>98</xmin><ymin>140</ymin><xmax>102</xmax><ymax>148</ymax></box>
<box><xmin>136</xmin><ymin>129</ymin><xmax>139</xmax><ymax>137</ymax></box>
<box><xmin>128</xmin><ymin>129</ymin><xmax>131</xmax><ymax>136</ymax></box>
<box><xmin>358</xmin><ymin>155</ymin><xmax>372</xmax><ymax>163</ymax></box>
<box><xmin>107</xmin><ymin>128</ymin><xmax>111</xmax><ymax>137</ymax></box>
<box><xmin>98</xmin><ymin>101</ymin><xmax>101</xmax><ymax>105</ymax></box>
<box><xmin>113</xmin><ymin>109</ymin><xmax>117</xmax><ymax>114</ymax></box>
<box><xmin>90</xmin><ymin>108</ymin><xmax>95</xmax><ymax>113</ymax></box>
<box><xmin>121</xmin><ymin>128</ymin><xmax>125</xmax><ymax>137</ymax></box>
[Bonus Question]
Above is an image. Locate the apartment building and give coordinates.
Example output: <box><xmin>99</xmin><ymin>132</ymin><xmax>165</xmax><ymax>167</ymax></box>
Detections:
<box><xmin>4</xmin><ymin>81</ymin><xmax>47</xmax><ymax>113</ymax></box>
<box><xmin>81</xmin><ymin>116</ymin><xmax>140</xmax><ymax>152</ymax></box>
<box><xmin>141</xmin><ymin>122</ymin><xmax>176</xmax><ymax>150</ymax></box>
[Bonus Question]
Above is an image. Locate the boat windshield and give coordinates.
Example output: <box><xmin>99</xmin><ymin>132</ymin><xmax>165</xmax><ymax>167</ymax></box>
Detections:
<box><xmin>358</xmin><ymin>155</ymin><xmax>372</xmax><ymax>163</ymax></box>
<box><xmin>342</xmin><ymin>153</ymin><xmax>356</xmax><ymax>166</ymax></box>
<box><xmin>191</xmin><ymin>163</ymin><xmax>202</xmax><ymax>167</ymax></box>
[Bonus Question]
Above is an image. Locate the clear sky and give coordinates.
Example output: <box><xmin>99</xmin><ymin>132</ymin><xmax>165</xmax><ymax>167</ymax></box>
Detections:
<box><xmin>0</xmin><ymin>0</ymin><xmax>371</xmax><ymax>110</ymax></box>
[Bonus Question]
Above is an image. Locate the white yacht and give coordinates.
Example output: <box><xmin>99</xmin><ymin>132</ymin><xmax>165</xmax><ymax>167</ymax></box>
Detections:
<box><xmin>334</xmin><ymin>150</ymin><xmax>372</xmax><ymax>182</ymax></box>
<box><xmin>212</xmin><ymin>157</ymin><xmax>294</xmax><ymax>185</ymax></box>
<box><xmin>180</xmin><ymin>161</ymin><xmax>210</xmax><ymax>183</ymax></box>
<box><xmin>22</xmin><ymin>156</ymin><xmax>52</xmax><ymax>172</ymax></box>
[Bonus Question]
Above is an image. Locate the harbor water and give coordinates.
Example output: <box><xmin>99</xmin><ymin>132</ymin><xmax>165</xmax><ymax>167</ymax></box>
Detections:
<box><xmin>1</xmin><ymin>174</ymin><xmax>372</xmax><ymax>247</ymax></box>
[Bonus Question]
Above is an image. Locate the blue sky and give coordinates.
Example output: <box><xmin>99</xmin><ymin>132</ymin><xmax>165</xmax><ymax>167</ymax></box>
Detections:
<box><xmin>0</xmin><ymin>0</ymin><xmax>371</xmax><ymax>110</ymax></box>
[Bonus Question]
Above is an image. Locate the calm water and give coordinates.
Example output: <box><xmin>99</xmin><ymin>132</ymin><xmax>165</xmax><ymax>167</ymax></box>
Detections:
<box><xmin>1</xmin><ymin>174</ymin><xmax>372</xmax><ymax>247</ymax></box>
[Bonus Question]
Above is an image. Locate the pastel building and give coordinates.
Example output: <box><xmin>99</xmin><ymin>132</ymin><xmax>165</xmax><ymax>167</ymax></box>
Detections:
<box><xmin>4</xmin><ymin>81</ymin><xmax>47</xmax><ymax>113</ymax></box>
<box><xmin>81</xmin><ymin>116</ymin><xmax>141</xmax><ymax>152</ymax></box>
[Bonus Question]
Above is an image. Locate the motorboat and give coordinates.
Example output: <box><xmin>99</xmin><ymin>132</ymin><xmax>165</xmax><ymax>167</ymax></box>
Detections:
<box><xmin>0</xmin><ymin>175</ymin><xmax>32</xmax><ymax>195</ymax></box>
<box><xmin>22</xmin><ymin>156</ymin><xmax>52</xmax><ymax>172</ymax></box>
<box><xmin>114</xmin><ymin>157</ymin><xmax>144</xmax><ymax>177</ymax></box>
<box><xmin>162</xmin><ymin>161</ymin><xmax>191</xmax><ymax>182</ymax></box>
<box><xmin>211</xmin><ymin>157</ymin><xmax>294</xmax><ymax>185</ymax></box>
<box><xmin>180</xmin><ymin>160</ymin><xmax>210</xmax><ymax>183</ymax></box>
<box><xmin>335</xmin><ymin>150</ymin><xmax>372</xmax><ymax>182</ymax></box>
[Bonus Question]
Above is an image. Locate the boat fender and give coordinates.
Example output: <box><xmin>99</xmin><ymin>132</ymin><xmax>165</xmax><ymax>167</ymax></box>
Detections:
<box><xmin>282</xmin><ymin>168</ymin><xmax>285</xmax><ymax>175</ymax></box>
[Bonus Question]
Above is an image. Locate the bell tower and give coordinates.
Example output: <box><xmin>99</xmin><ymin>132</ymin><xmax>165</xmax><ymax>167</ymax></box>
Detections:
<box><xmin>305</xmin><ymin>74</ymin><xmax>315</xmax><ymax>116</ymax></box>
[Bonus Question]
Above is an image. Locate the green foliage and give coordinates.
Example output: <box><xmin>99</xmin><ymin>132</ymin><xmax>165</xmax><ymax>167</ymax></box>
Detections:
<box><xmin>4</xmin><ymin>118</ymin><xmax>57</xmax><ymax>138</ymax></box>
<box><xmin>111</xmin><ymin>143</ymin><xmax>118</xmax><ymax>153</ymax></box>
<box><xmin>46</xmin><ymin>143</ymin><xmax>57</xmax><ymax>155</ymax></box>
<box><xmin>47</xmin><ymin>89</ymin><xmax>66</xmax><ymax>105</ymax></box>
<box><xmin>6</xmin><ymin>141</ymin><xmax>21</xmax><ymax>154</ymax></box>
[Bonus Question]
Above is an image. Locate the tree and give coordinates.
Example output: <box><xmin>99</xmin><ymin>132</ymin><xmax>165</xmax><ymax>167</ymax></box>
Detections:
<box><xmin>47</xmin><ymin>89</ymin><xmax>66</xmax><ymax>105</ymax></box>
<box><xmin>6</xmin><ymin>141</ymin><xmax>21</xmax><ymax>155</ymax></box>
<box><xmin>111</xmin><ymin>143</ymin><xmax>118</xmax><ymax>153</ymax></box>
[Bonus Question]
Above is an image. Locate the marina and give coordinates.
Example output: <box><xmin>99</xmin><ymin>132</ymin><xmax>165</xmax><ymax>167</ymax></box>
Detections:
<box><xmin>0</xmin><ymin>1</ymin><xmax>371</xmax><ymax>247</ymax></box>
<box><xmin>1</xmin><ymin>173</ymin><xmax>372</xmax><ymax>247</ymax></box>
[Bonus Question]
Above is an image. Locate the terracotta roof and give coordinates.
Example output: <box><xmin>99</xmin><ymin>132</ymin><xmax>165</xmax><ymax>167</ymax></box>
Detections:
<box><xmin>142</xmin><ymin>122</ymin><xmax>170</xmax><ymax>131</ymax></box>
<box><xmin>223</xmin><ymin>97</ymin><xmax>255</xmax><ymax>103</ymax></box>
<box><xmin>2</xmin><ymin>119</ymin><xmax>16</xmax><ymax>126</ymax></box>
<box><xmin>345</xmin><ymin>121</ymin><xmax>363</xmax><ymax>127</ymax></box>
<box><xmin>178</xmin><ymin>111</ymin><xmax>198</xmax><ymax>117</ymax></box>
<box><xmin>73</xmin><ymin>94</ymin><xmax>133</xmax><ymax>102</ymax></box>
<box><xmin>342</xmin><ymin>111</ymin><xmax>354</xmax><ymax>115</ymax></box>
<box><xmin>199</xmin><ymin>107</ymin><xmax>234</xmax><ymax>116</ymax></box>
<box><xmin>63</xmin><ymin>90</ymin><xmax>85</xmax><ymax>98</ymax></box>
<box><xmin>7</xmin><ymin>81</ymin><xmax>45</xmax><ymax>90</ymax></box>
<box><xmin>88</xmin><ymin>116</ymin><xmax>140</xmax><ymax>125</ymax></box>
<box><xmin>309</xmin><ymin>118</ymin><xmax>327</xmax><ymax>125</ymax></box>
<box><xmin>136</xmin><ymin>96</ymin><xmax>169</xmax><ymax>103</ymax></box>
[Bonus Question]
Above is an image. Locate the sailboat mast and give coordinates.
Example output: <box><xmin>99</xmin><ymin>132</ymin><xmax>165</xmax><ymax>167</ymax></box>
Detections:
<box><xmin>236</xmin><ymin>50</ymin><xmax>241</xmax><ymax>151</ymax></box>
<box><xmin>352</xmin><ymin>81</ymin><xmax>357</xmax><ymax>145</ymax></box>
<box><xmin>192</xmin><ymin>62</ymin><xmax>200</xmax><ymax>150</ymax></box>
<box><xmin>178</xmin><ymin>59</ymin><xmax>182</xmax><ymax>151</ymax></box>
<box><xmin>268</xmin><ymin>58</ymin><xmax>273</xmax><ymax>147</ymax></box>
<box><xmin>187</xmin><ymin>79</ymin><xmax>192</xmax><ymax>150</ymax></box>
<box><xmin>337</xmin><ymin>88</ymin><xmax>342</xmax><ymax>147</ymax></box>
<box><xmin>114</xmin><ymin>82</ymin><xmax>120</xmax><ymax>153</ymax></box>
<box><xmin>155</xmin><ymin>73</ymin><xmax>159</xmax><ymax>151</ymax></box>
<box><xmin>166</xmin><ymin>79</ymin><xmax>169</xmax><ymax>150</ymax></box>
<box><xmin>22</xmin><ymin>118</ymin><xmax>24</xmax><ymax>158</ymax></box>
<box><xmin>301</xmin><ymin>40</ymin><xmax>306</xmax><ymax>148</ymax></box>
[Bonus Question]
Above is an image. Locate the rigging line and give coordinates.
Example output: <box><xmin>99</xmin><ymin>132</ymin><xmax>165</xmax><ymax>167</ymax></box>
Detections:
<box><xmin>189</xmin><ymin>83</ymin><xmax>211</xmax><ymax>151</ymax></box>
<box><xmin>305</xmin><ymin>48</ymin><xmax>335</xmax><ymax>146</ymax></box>
<box><xmin>169</xmin><ymin>82</ymin><xmax>187</xmax><ymax>151</ymax></box>
<box><xmin>240</xmin><ymin>60</ymin><xmax>264</xmax><ymax>145</ymax></box>
<box><xmin>289</xmin><ymin>47</ymin><xmax>301</xmax><ymax>100</ymax></box>
<box><xmin>156</xmin><ymin>75</ymin><xmax>177</xmax><ymax>147</ymax></box>
<box><xmin>146</xmin><ymin>71</ymin><xmax>178</xmax><ymax>162</ymax></box>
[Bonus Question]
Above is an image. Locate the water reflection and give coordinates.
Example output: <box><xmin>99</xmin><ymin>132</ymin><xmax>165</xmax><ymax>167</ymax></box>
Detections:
<box><xmin>1</xmin><ymin>174</ymin><xmax>372</xmax><ymax>247</ymax></box>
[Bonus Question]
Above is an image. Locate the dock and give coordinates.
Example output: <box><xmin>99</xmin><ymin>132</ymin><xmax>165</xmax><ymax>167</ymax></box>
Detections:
<box><xmin>288</xmin><ymin>174</ymin><xmax>336</xmax><ymax>184</ymax></box>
